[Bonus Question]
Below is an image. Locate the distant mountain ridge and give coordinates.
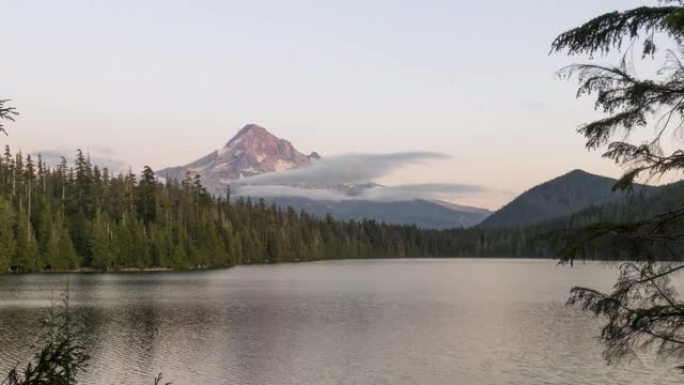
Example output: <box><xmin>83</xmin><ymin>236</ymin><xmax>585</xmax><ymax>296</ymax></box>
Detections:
<box><xmin>156</xmin><ymin>124</ymin><xmax>320</xmax><ymax>194</ymax></box>
<box><xmin>266</xmin><ymin>197</ymin><xmax>491</xmax><ymax>229</ymax></box>
<box><xmin>478</xmin><ymin>169</ymin><xmax>657</xmax><ymax>229</ymax></box>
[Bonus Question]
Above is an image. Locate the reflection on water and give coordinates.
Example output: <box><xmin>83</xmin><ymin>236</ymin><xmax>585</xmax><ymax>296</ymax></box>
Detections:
<box><xmin>0</xmin><ymin>259</ymin><xmax>681</xmax><ymax>385</ymax></box>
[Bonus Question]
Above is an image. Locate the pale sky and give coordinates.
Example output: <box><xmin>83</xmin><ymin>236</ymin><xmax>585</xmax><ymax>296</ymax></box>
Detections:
<box><xmin>1</xmin><ymin>0</ymin><xmax>651</xmax><ymax>209</ymax></box>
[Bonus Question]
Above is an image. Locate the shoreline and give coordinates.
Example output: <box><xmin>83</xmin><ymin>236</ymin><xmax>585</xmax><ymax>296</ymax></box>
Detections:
<box><xmin>4</xmin><ymin>266</ymin><xmax>189</xmax><ymax>275</ymax></box>
<box><xmin>7</xmin><ymin>255</ymin><xmax>658</xmax><ymax>275</ymax></box>
<box><xmin>1</xmin><ymin>256</ymin><xmax>570</xmax><ymax>275</ymax></box>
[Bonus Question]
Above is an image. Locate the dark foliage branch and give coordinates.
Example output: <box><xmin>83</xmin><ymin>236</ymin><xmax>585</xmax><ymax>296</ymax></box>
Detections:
<box><xmin>2</xmin><ymin>291</ymin><xmax>89</xmax><ymax>385</ymax></box>
<box><xmin>555</xmin><ymin>207</ymin><xmax>684</xmax><ymax>264</ymax></box>
<box><xmin>554</xmin><ymin>2</ymin><xmax>684</xmax><ymax>186</ymax></box>
<box><xmin>567</xmin><ymin>262</ymin><xmax>684</xmax><ymax>367</ymax></box>
<box><xmin>554</xmin><ymin>205</ymin><xmax>684</xmax><ymax>369</ymax></box>
<box><xmin>558</xmin><ymin>50</ymin><xmax>684</xmax><ymax>186</ymax></box>
<box><xmin>0</xmin><ymin>100</ymin><xmax>19</xmax><ymax>136</ymax></box>
<box><xmin>553</xmin><ymin>1</ymin><xmax>684</xmax><ymax>372</ymax></box>
<box><xmin>1</xmin><ymin>291</ymin><xmax>172</xmax><ymax>385</ymax></box>
<box><xmin>603</xmin><ymin>142</ymin><xmax>684</xmax><ymax>190</ymax></box>
<box><xmin>554</xmin><ymin>199</ymin><xmax>684</xmax><ymax>371</ymax></box>
<box><xmin>551</xmin><ymin>2</ymin><xmax>684</xmax><ymax>57</ymax></box>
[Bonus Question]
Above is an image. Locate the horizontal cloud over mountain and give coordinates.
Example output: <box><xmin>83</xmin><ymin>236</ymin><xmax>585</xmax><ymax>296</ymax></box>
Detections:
<box><xmin>231</xmin><ymin>152</ymin><xmax>449</xmax><ymax>187</ymax></box>
<box><xmin>360</xmin><ymin>183</ymin><xmax>486</xmax><ymax>201</ymax></box>
<box><xmin>230</xmin><ymin>152</ymin><xmax>487</xmax><ymax>202</ymax></box>
<box><xmin>233</xmin><ymin>182</ymin><xmax>486</xmax><ymax>202</ymax></box>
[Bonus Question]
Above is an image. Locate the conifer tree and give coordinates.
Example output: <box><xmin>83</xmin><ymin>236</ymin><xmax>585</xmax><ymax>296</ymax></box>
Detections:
<box><xmin>0</xmin><ymin>198</ymin><xmax>17</xmax><ymax>271</ymax></box>
<box><xmin>136</xmin><ymin>166</ymin><xmax>157</xmax><ymax>225</ymax></box>
<box><xmin>90</xmin><ymin>214</ymin><xmax>113</xmax><ymax>271</ymax></box>
<box><xmin>552</xmin><ymin>0</ymin><xmax>684</xmax><ymax>371</ymax></box>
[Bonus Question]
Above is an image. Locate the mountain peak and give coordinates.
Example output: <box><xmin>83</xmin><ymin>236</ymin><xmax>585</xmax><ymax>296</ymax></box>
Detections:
<box><xmin>566</xmin><ymin>168</ymin><xmax>588</xmax><ymax>175</ymax></box>
<box><xmin>239</xmin><ymin>123</ymin><xmax>269</xmax><ymax>135</ymax></box>
<box><xmin>228</xmin><ymin>124</ymin><xmax>273</xmax><ymax>146</ymax></box>
<box><xmin>563</xmin><ymin>169</ymin><xmax>597</xmax><ymax>178</ymax></box>
<box><xmin>157</xmin><ymin>124</ymin><xmax>319</xmax><ymax>194</ymax></box>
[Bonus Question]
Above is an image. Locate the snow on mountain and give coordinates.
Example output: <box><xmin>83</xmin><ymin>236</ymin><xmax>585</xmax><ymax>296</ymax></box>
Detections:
<box><xmin>156</xmin><ymin>124</ymin><xmax>320</xmax><ymax>194</ymax></box>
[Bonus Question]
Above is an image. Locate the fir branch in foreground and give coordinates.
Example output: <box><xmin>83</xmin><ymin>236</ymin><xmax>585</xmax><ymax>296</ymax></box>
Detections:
<box><xmin>551</xmin><ymin>3</ymin><xmax>684</xmax><ymax>57</ymax></box>
<box><xmin>0</xmin><ymin>100</ymin><xmax>19</xmax><ymax>136</ymax></box>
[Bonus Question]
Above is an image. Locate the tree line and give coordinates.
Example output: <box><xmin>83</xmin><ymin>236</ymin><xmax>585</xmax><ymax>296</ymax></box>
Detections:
<box><xmin>5</xmin><ymin>141</ymin><xmax>683</xmax><ymax>273</ymax></box>
<box><xmin>0</xmin><ymin>146</ymin><xmax>511</xmax><ymax>272</ymax></box>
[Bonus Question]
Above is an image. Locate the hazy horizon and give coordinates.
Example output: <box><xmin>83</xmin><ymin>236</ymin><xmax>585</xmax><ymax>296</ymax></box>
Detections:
<box><xmin>1</xmin><ymin>0</ymin><xmax>649</xmax><ymax>209</ymax></box>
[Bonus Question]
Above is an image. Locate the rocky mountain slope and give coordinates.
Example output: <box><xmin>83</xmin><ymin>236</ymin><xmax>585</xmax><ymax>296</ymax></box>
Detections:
<box><xmin>156</xmin><ymin>124</ymin><xmax>320</xmax><ymax>194</ymax></box>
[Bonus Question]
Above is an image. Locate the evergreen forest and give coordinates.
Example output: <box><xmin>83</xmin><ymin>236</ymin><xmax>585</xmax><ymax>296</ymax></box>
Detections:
<box><xmin>1</xmin><ymin>145</ymin><xmax>682</xmax><ymax>272</ymax></box>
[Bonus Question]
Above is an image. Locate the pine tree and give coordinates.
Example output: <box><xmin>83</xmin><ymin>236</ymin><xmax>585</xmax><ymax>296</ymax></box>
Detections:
<box><xmin>14</xmin><ymin>206</ymin><xmax>38</xmax><ymax>272</ymax></box>
<box><xmin>0</xmin><ymin>198</ymin><xmax>17</xmax><ymax>271</ymax></box>
<box><xmin>136</xmin><ymin>166</ymin><xmax>157</xmax><ymax>225</ymax></box>
<box><xmin>90</xmin><ymin>214</ymin><xmax>113</xmax><ymax>271</ymax></box>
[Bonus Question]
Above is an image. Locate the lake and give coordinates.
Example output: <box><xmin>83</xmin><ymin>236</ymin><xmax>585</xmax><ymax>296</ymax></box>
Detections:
<box><xmin>0</xmin><ymin>259</ymin><xmax>681</xmax><ymax>385</ymax></box>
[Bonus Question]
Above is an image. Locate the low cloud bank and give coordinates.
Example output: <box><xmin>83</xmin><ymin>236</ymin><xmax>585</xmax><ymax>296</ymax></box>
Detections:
<box><xmin>361</xmin><ymin>183</ymin><xmax>485</xmax><ymax>201</ymax></box>
<box><xmin>231</xmin><ymin>152</ymin><xmax>449</xmax><ymax>186</ymax></box>
<box><xmin>230</xmin><ymin>152</ymin><xmax>487</xmax><ymax>202</ymax></box>
<box><xmin>233</xmin><ymin>182</ymin><xmax>486</xmax><ymax>202</ymax></box>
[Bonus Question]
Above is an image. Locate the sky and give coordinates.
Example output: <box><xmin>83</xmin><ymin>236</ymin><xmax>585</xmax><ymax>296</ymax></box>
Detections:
<box><xmin>1</xmin><ymin>0</ymin><xmax>654</xmax><ymax>209</ymax></box>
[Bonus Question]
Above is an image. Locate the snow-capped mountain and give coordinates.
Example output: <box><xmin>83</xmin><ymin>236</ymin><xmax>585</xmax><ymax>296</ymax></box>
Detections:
<box><xmin>156</xmin><ymin>124</ymin><xmax>320</xmax><ymax>194</ymax></box>
<box><xmin>156</xmin><ymin>124</ymin><xmax>491</xmax><ymax>228</ymax></box>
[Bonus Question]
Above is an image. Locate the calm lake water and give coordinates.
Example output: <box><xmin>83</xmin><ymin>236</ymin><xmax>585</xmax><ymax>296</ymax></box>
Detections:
<box><xmin>0</xmin><ymin>259</ymin><xmax>681</xmax><ymax>385</ymax></box>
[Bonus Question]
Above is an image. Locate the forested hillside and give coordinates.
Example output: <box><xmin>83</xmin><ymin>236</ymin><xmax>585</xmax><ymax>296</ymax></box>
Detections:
<box><xmin>439</xmin><ymin>179</ymin><xmax>684</xmax><ymax>258</ymax></box>
<box><xmin>478</xmin><ymin>169</ymin><xmax>655</xmax><ymax>228</ymax></box>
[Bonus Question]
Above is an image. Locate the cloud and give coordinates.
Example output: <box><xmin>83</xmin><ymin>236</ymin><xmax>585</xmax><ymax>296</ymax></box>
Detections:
<box><xmin>232</xmin><ymin>182</ymin><xmax>486</xmax><ymax>202</ymax></box>
<box><xmin>228</xmin><ymin>151</ymin><xmax>490</xmax><ymax>202</ymax></box>
<box><xmin>361</xmin><ymin>183</ymin><xmax>485</xmax><ymax>201</ymax></box>
<box><xmin>233</xmin><ymin>185</ymin><xmax>350</xmax><ymax>200</ymax></box>
<box><xmin>33</xmin><ymin>148</ymin><xmax>129</xmax><ymax>173</ymax></box>
<box><xmin>231</xmin><ymin>152</ymin><xmax>450</xmax><ymax>186</ymax></box>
